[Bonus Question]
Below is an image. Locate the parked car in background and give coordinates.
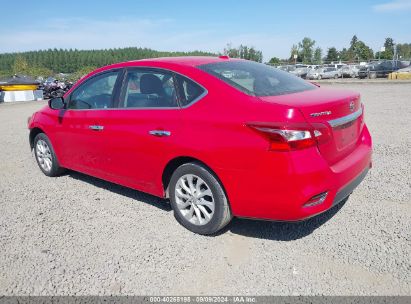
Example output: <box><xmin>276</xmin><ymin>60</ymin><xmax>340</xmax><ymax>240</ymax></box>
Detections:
<box><xmin>321</xmin><ymin>67</ymin><xmax>341</xmax><ymax>79</ymax></box>
<box><xmin>358</xmin><ymin>60</ymin><xmax>410</xmax><ymax>79</ymax></box>
<box><xmin>306</xmin><ymin>68</ymin><xmax>322</xmax><ymax>80</ymax></box>
<box><xmin>290</xmin><ymin>65</ymin><xmax>310</xmax><ymax>79</ymax></box>
<box><xmin>341</xmin><ymin>65</ymin><xmax>361</xmax><ymax>78</ymax></box>
<box><xmin>308</xmin><ymin>67</ymin><xmax>341</xmax><ymax>79</ymax></box>
<box><xmin>326</xmin><ymin>63</ymin><xmax>346</xmax><ymax>70</ymax></box>
<box><xmin>28</xmin><ymin>56</ymin><xmax>372</xmax><ymax>235</ymax></box>
<box><xmin>278</xmin><ymin>65</ymin><xmax>295</xmax><ymax>73</ymax></box>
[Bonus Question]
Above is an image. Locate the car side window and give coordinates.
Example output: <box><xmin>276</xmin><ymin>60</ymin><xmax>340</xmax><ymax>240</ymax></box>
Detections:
<box><xmin>175</xmin><ymin>75</ymin><xmax>206</xmax><ymax>107</ymax></box>
<box><xmin>381</xmin><ymin>62</ymin><xmax>392</xmax><ymax>69</ymax></box>
<box><xmin>69</xmin><ymin>71</ymin><xmax>119</xmax><ymax>110</ymax></box>
<box><xmin>119</xmin><ymin>70</ymin><xmax>178</xmax><ymax>108</ymax></box>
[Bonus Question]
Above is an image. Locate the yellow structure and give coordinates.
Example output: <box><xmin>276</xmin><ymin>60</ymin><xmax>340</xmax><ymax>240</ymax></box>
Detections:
<box><xmin>0</xmin><ymin>76</ymin><xmax>41</xmax><ymax>102</ymax></box>
<box><xmin>0</xmin><ymin>84</ymin><xmax>39</xmax><ymax>91</ymax></box>
<box><xmin>388</xmin><ymin>72</ymin><xmax>411</xmax><ymax>80</ymax></box>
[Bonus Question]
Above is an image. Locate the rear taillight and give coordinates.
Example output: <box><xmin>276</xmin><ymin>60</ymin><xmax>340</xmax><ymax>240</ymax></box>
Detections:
<box><xmin>247</xmin><ymin>122</ymin><xmax>330</xmax><ymax>152</ymax></box>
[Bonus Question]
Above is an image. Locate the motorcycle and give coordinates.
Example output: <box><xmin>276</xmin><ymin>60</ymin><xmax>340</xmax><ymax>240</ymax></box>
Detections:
<box><xmin>42</xmin><ymin>79</ymin><xmax>73</xmax><ymax>99</ymax></box>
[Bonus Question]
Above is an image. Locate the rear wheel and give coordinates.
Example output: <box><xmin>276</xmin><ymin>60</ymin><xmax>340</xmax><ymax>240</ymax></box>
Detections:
<box><xmin>318</xmin><ymin>75</ymin><xmax>322</xmax><ymax>80</ymax></box>
<box><xmin>169</xmin><ymin>162</ymin><xmax>232</xmax><ymax>235</ymax></box>
<box><xmin>369</xmin><ymin>72</ymin><xmax>377</xmax><ymax>79</ymax></box>
<box><xmin>33</xmin><ymin>133</ymin><xmax>66</xmax><ymax>177</ymax></box>
<box><xmin>334</xmin><ymin>74</ymin><xmax>338</xmax><ymax>79</ymax></box>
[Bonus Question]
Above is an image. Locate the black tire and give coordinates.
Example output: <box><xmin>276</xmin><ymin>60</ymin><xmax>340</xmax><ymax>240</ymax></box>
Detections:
<box><xmin>334</xmin><ymin>74</ymin><xmax>338</xmax><ymax>79</ymax></box>
<box><xmin>33</xmin><ymin>133</ymin><xmax>66</xmax><ymax>177</ymax></box>
<box><xmin>369</xmin><ymin>72</ymin><xmax>377</xmax><ymax>79</ymax></box>
<box><xmin>317</xmin><ymin>75</ymin><xmax>322</xmax><ymax>80</ymax></box>
<box><xmin>169</xmin><ymin>162</ymin><xmax>232</xmax><ymax>235</ymax></box>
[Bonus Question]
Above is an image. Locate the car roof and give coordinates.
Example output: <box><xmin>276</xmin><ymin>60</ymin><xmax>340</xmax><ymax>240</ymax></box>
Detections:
<box><xmin>79</xmin><ymin>56</ymin><xmax>242</xmax><ymax>83</ymax></box>
<box><xmin>138</xmin><ymin>56</ymin><xmax>233</xmax><ymax>66</ymax></box>
<box><xmin>88</xmin><ymin>56</ymin><xmax>242</xmax><ymax>77</ymax></box>
<box><xmin>104</xmin><ymin>56</ymin><xmax>237</xmax><ymax>69</ymax></box>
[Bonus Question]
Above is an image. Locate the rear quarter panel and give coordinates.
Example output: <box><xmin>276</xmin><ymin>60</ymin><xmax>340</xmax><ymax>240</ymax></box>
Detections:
<box><xmin>160</xmin><ymin>69</ymin><xmax>309</xmax><ymax>216</ymax></box>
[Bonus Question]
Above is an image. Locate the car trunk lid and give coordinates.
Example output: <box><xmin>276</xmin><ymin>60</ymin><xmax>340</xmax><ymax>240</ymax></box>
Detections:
<box><xmin>259</xmin><ymin>88</ymin><xmax>364</xmax><ymax>164</ymax></box>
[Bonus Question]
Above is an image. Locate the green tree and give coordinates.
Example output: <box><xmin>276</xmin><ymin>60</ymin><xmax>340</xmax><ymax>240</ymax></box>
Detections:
<box><xmin>347</xmin><ymin>35</ymin><xmax>375</xmax><ymax>62</ymax></box>
<box><xmin>350</xmin><ymin>35</ymin><xmax>358</xmax><ymax>50</ymax></box>
<box><xmin>298</xmin><ymin>37</ymin><xmax>316</xmax><ymax>64</ymax></box>
<box><xmin>383</xmin><ymin>37</ymin><xmax>394</xmax><ymax>59</ymax></box>
<box><xmin>224</xmin><ymin>43</ymin><xmax>239</xmax><ymax>58</ymax></box>
<box><xmin>26</xmin><ymin>66</ymin><xmax>52</xmax><ymax>79</ymax></box>
<box><xmin>224</xmin><ymin>44</ymin><xmax>263</xmax><ymax>62</ymax></box>
<box><xmin>326</xmin><ymin>47</ymin><xmax>339</xmax><ymax>62</ymax></box>
<box><xmin>355</xmin><ymin>41</ymin><xmax>374</xmax><ymax>61</ymax></box>
<box><xmin>339</xmin><ymin>48</ymin><xmax>350</xmax><ymax>61</ymax></box>
<box><xmin>0</xmin><ymin>47</ymin><xmax>217</xmax><ymax>76</ymax></box>
<box><xmin>67</xmin><ymin>66</ymin><xmax>97</xmax><ymax>81</ymax></box>
<box><xmin>268</xmin><ymin>57</ymin><xmax>281</xmax><ymax>65</ymax></box>
<box><xmin>313</xmin><ymin>47</ymin><xmax>323</xmax><ymax>64</ymax></box>
<box><xmin>289</xmin><ymin>44</ymin><xmax>300</xmax><ymax>62</ymax></box>
<box><xmin>397</xmin><ymin>43</ymin><xmax>411</xmax><ymax>59</ymax></box>
<box><xmin>384</xmin><ymin>38</ymin><xmax>394</xmax><ymax>51</ymax></box>
<box><xmin>12</xmin><ymin>56</ymin><xmax>29</xmax><ymax>75</ymax></box>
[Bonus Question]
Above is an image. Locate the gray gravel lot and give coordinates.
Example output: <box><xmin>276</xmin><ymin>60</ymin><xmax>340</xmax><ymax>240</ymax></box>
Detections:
<box><xmin>0</xmin><ymin>83</ymin><xmax>410</xmax><ymax>295</ymax></box>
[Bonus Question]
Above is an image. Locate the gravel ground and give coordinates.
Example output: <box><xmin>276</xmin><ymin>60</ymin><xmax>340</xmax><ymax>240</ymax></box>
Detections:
<box><xmin>0</xmin><ymin>83</ymin><xmax>410</xmax><ymax>296</ymax></box>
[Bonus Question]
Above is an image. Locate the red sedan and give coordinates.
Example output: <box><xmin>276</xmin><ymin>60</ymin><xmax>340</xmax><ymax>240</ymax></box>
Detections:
<box><xmin>28</xmin><ymin>57</ymin><xmax>372</xmax><ymax>234</ymax></box>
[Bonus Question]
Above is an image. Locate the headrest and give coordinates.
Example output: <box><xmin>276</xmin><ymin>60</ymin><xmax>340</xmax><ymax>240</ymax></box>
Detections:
<box><xmin>140</xmin><ymin>74</ymin><xmax>163</xmax><ymax>95</ymax></box>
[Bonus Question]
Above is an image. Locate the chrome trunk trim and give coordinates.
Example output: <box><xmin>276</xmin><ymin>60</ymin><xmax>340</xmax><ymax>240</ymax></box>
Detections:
<box><xmin>328</xmin><ymin>107</ymin><xmax>363</xmax><ymax>128</ymax></box>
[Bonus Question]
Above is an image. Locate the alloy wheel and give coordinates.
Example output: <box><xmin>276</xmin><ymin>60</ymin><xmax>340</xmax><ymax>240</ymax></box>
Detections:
<box><xmin>175</xmin><ymin>174</ymin><xmax>215</xmax><ymax>226</ymax></box>
<box><xmin>36</xmin><ymin>139</ymin><xmax>53</xmax><ymax>172</ymax></box>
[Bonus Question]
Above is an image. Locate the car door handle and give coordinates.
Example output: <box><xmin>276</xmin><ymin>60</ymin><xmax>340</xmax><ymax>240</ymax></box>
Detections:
<box><xmin>89</xmin><ymin>125</ymin><xmax>104</xmax><ymax>131</ymax></box>
<box><xmin>149</xmin><ymin>130</ymin><xmax>171</xmax><ymax>137</ymax></box>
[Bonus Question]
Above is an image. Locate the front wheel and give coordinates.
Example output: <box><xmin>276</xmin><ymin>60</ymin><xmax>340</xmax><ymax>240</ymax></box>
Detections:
<box><xmin>169</xmin><ymin>162</ymin><xmax>232</xmax><ymax>235</ymax></box>
<box><xmin>33</xmin><ymin>133</ymin><xmax>66</xmax><ymax>177</ymax></box>
<box><xmin>369</xmin><ymin>72</ymin><xmax>377</xmax><ymax>79</ymax></box>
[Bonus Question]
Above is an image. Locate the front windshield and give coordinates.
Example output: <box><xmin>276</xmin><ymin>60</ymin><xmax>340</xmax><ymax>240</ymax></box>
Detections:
<box><xmin>198</xmin><ymin>60</ymin><xmax>315</xmax><ymax>97</ymax></box>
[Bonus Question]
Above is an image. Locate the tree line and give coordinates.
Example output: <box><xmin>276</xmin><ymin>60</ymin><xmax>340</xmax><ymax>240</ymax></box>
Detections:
<box><xmin>223</xmin><ymin>44</ymin><xmax>263</xmax><ymax>63</ymax></box>
<box><xmin>1</xmin><ymin>37</ymin><xmax>410</xmax><ymax>79</ymax></box>
<box><xmin>0</xmin><ymin>47</ymin><xmax>215</xmax><ymax>79</ymax></box>
<box><xmin>0</xmin><ymin>44</ymin><xmax>263</xmax><ymax>80</ymax></box>
<box><xmin>268</xmin><ymin>35</ymin><xmax>411</xmax><ymax>65</ymax></box>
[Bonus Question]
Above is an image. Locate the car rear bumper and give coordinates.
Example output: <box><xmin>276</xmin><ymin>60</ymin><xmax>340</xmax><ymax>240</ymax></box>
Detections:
<box><xmin>219</xmin><ymin>124</ymin><xmax>372</xmax><ymax>221</ymax></box>
<box><xmin>332</xmin><ymin>166</ymin><xmax>368</xmax><ymax>207</ymax></box>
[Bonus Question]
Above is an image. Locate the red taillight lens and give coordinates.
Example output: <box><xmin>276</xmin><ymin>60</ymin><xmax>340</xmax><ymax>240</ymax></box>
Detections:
<box><xmin>247</xmin><ymin>122</ymin><xmax>329</xmax><ymax>152</ymax></box>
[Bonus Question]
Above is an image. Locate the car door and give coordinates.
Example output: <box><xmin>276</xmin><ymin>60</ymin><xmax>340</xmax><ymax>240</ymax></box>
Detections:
<box><xmin>86</xmin><ymin>68</ymin><xmax>183</xmax><ymax>195</ymax></box>
<box><xmin>323</xmin><ymin>68</ymin><xmax>330</xmax><ymax>78</ymax></box>
<box><xmin>54</xmin><ymin>69</ymin><xmax>123</xmax><ymax>176</ymax></box>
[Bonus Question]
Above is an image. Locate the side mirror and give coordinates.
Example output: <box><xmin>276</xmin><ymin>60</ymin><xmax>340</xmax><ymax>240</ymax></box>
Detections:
<box><xmin>48</xmin><ymin>97</ymin><xmax>66</xmax><ymax>110</ymax></box>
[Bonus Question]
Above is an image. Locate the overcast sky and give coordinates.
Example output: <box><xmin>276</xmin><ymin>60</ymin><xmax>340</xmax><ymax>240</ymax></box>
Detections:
<box><xmin>1</xmin><ymin>0</ymin><xmax>410</xmax><ymax>60</ymax></box>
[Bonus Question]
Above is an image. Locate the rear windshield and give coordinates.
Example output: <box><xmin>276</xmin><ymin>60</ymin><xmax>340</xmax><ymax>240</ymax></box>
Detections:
<box><xmin>198</xmin><ymin>60</ymin><xmax>315</xmax><ymax>96</ymax></box>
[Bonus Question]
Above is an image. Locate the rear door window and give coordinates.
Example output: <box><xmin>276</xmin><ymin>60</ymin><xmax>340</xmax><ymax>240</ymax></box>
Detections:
<box><xmin>175</xmin><ymin>75</ymin><xmax>206</xmax><ymax>107</ymax></box>
<box><xmin>119</xmin><ymin>69</ymin><xmax>178</xmax><ymax>108</ymax></box>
